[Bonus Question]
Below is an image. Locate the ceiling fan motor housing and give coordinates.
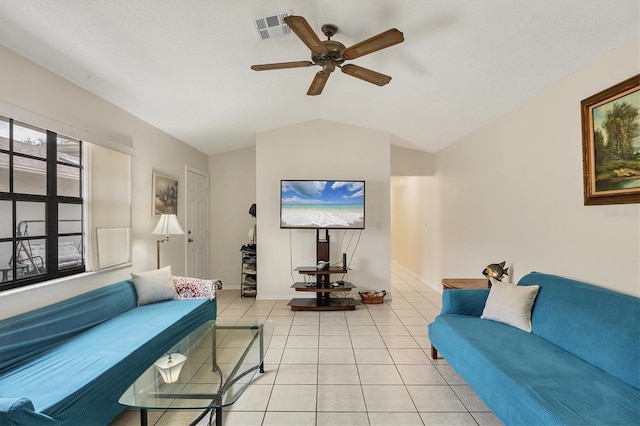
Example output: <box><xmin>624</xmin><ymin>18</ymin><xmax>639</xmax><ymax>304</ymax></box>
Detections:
<box><xmin>311</xmin><ymin>40</ymin><xmax>346</xmax><ymax>71</ymax></box>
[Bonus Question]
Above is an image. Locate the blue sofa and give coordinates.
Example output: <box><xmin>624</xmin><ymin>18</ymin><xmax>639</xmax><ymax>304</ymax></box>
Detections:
<box><xmin>0</xmin><ymin>279</ymin><xmax>216</xmax><ymax>425</ymax></box>
<box><xmin>428</xmin><ymin>272</ymin><xmax>639</xmax><ymax>425</ymax></box>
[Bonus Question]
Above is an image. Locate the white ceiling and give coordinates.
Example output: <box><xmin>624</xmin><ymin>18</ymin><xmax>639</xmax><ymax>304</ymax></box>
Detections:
<box><xmin>0</xmin><ymin>1</ymin><xmax>638</xmax><ymax>155</ymax></box>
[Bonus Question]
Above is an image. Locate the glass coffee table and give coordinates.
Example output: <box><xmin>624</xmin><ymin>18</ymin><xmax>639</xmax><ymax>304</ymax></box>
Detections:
<box><xmin>119</xmin><ymin>318</ymin><xmax>273</xmax><ymax>426</ymax></box>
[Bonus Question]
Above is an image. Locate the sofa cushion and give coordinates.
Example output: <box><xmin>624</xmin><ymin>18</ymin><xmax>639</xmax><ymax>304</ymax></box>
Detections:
<box><xmin>131</xmin><ymin>266</ymin><xmax>177</xmax><ymax>305</ymax></box>
<box><xmin>520</xmin><ymin>272</ymin><xmax>640</xmax><ymax>389</ymax></box>
<box><xmin>0</xmin><ymin>297</ymin><xmax>215</xmax><ymax>424</ymax></box>
<box><xmin>0</xmin><ymin>398</ymin><xmax>57</xmax><ymax>425</ymax></box>
<box><xmin>441</xmin><ymin>288</ymin><xmax>488</xmax><ymax>316</ymax></box>
<box><xmin>429</xmin><ymin>314</ymin><xmax>640</xmax><ymax>425</ymax></box>
<box><xmin>480</xmin><ymin>281</ymin><xmax>539</xmax><ymax>332</ymax></box>
<box><xmin>0</xmin><ymin>281</ymin><xmax>137</xmax><ymax>375</ymax></box>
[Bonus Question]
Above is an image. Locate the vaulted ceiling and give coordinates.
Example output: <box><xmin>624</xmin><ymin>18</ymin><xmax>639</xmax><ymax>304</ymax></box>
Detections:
<box><xmin>0</xmin><ymin>1</ymin><xmax>638</xmax><ymax>155</ymax></box>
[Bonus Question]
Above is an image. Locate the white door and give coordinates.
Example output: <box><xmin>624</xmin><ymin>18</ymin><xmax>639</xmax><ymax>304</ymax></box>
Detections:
<box><xmin>185</xmin><ymin>168</ymin><xmax>209</xmax><ymax>278</ymax></box>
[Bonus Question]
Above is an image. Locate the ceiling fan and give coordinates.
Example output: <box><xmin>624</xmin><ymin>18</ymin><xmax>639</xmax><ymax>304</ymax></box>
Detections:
<box><xmin>251</xmin><ymin>15</ymin><xmax>404</xmax><ymax>96</ymax></box>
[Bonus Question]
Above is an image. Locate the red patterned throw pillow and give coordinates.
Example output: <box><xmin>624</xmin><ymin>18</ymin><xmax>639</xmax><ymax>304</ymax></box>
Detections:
<box><xmin>172</xmin><ymin>276</ymin><xmax>221</xmax><ymax>300</ymax></box>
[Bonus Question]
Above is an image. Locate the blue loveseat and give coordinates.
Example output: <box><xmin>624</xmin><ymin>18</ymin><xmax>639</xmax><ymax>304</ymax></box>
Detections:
<box><xmin>428</xmin><ymin>272</ymin><xmax>640</xmax><ymax>425</ymax></box>
<box><xmin>0</xmin><ymin>278</ymin><xmax>217</xmax><ymax>425</ymax></box>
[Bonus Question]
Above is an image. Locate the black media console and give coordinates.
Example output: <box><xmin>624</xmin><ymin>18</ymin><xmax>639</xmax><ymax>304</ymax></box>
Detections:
<box><xmin>287</xmin><ymin>229</ymin><xmax>360</xmax><ymax>311</ymax></box>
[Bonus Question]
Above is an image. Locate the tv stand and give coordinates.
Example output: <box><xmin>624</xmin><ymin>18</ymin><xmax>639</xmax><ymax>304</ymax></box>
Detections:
<box><xmin>287</xmin><ymin>230</ymin><xmax>360</xmax><ymax>311</ymax></box>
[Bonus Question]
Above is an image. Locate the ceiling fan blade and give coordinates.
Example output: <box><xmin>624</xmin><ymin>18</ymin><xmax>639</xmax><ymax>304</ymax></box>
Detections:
<box><xmin>341</xmin><ymin>64</ymin><xmax>391</xmax><ymax>86</ymax></box>
<box><xmin>307</xmin><ymin>71</ymin><xmax>330</xmax><ymax>96</ymax></box>
<box><xmin>284</xmin><ymin>15</ymin><xmax>328</xmax><ymax>53</ymax></box>
<box><xmin>251</xmin><ymin>61</ymin><xmax>314</xmax><ymax>71</ymax></box>
<box><xmin>342</xmin><ymin>28</ymin><xmax>404</xmax><ymax>60</ymax></box>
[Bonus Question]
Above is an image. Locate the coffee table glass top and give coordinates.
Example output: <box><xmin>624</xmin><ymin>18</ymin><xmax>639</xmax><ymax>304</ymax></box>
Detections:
<box><xmin>119</xmin><ymin>318</ymin><xmax>273</xmax><ymax>411</ymax></box>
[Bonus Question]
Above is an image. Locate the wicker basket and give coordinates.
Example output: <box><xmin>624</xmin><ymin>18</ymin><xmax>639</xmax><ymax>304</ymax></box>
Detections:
<box><xmin>359</xmin><ymin>290</ymin><xmax>386</xmax><ymax>304</ymax></box>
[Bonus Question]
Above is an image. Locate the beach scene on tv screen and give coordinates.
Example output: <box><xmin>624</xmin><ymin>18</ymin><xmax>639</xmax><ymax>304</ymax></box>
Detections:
<box><xmin>281</xmin><ymin>180</ymin><xmax>365</xmax><ymax>228</ymax></box>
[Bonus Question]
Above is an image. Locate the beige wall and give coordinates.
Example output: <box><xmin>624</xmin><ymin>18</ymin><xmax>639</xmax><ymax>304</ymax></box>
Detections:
<box><xmin>256</xmin><ymin>120</ymin><xmax>391</xmax><ymax>300</ymax></box>
<box><xmin>390</xmin><ymin>145</ymin><xmax>438</xmax><ymax>289</ymax></box>
<box><xmin>0</xmin><ymin>45</ymin><xmax>209</xmax><ymax>318</ymax></box>
<box><xmin>391</xmin><ymin>176</ymin><xmax>440</xmax><ymax>289</ymax></box>
<box><xmin>209</xmin><ymin>144</ymin><xmax>428</xmax><ymax>292</ymax></box>
<box><xmin>209</xmin><ymin>146</ymin><xmax>256</xmax><ymax>288</ymax></box>
<box><xmin>390</xmin><ymin>145</ymin><xmax>435</xmax><ymax>176</ymax></box>
<box><xmin>426</xmin><ymin>36</ymin><xmax>640</xmax><ymax>295</ymax></box>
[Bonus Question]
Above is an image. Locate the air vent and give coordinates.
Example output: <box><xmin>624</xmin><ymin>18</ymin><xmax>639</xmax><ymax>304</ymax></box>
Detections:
<box><xmin>253</xmin><ymin>10</ymin><xmax>292</xmax><ymax>41</ymax></box>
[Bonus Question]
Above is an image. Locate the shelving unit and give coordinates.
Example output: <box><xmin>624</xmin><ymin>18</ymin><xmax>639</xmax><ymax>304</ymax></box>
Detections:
<box><xmin>288</xmin><ymin>271</ymin><xmax>359</xmax><ymax>311</ymax></box>
<box><xmin>240</xmin><ymin>244</ymin><xmax>256</xmax><ymax>297</ymax></box>
<box><xmin>287</xmin><ymin>230</ymin><xmax>360</xmax><ymax>311</ymax></box>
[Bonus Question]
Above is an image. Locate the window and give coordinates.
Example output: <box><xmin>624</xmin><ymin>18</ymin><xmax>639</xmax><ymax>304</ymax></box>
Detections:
<box><xmin>0</xmin><ymin>116</ymin><xmax>85</xmax><ymax>291</ymax></box>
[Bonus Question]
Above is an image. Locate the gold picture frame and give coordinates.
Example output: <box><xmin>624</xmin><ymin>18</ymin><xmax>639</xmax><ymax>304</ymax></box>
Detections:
<box><xmin>581</xmin><ymin>74</ymin><xmax>640</xmax><ymax>205</ymax></box>
<box><xmin>152</xmin><ymin>171</ymin><xmax>178</xmax><ymax>217</ymax></box>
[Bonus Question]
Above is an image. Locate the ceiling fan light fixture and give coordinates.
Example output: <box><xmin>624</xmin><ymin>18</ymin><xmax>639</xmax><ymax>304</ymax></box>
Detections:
<box><xmin>322</xmin><ymin>62</ymin><xmax>336</xmax><ymax>73</ymax></box>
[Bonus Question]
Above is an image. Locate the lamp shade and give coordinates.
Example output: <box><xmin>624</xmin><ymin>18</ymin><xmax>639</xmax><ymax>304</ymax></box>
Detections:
<box><xmin>152</xmin><ymin>214</ymin><xmax>185</xmax><ymax>236</ymax></box>
<box><xmin>153</xmin><ymin>353</ymin><xmax>187</xmax><ymax>383</ymax></box>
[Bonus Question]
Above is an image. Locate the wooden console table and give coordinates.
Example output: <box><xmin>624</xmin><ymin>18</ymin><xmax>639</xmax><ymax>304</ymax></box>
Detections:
<box><xmin>441</xmin><ymin>278</ymin><xmax>491</xmax><ymax>289</ymax></box>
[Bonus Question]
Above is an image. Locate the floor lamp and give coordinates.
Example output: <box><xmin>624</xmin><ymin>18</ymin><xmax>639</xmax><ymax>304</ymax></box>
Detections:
<box><xmin>152</xmin><ymin>214</ymin><xmax>185</xmax><ymax>269</ymax></box>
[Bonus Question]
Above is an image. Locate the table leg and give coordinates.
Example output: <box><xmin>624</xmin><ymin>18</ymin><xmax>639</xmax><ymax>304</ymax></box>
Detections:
<box><xmin>259</xmin><ymin>324</ymin><xmax>264</xmax><ymax>373</ymax></box>
<box><xmin>140</xmin><ymin>409</ymin><xmax>148</xmax><ymax>426</ymax></box>
<box><xmin>215</xmin><ymin>407</ymin><xmax>222</xmax><ymax>426</ymax></box>
<box><xmin>212</xmin><ymin>323</ymin><xmax>217</xmax><ymax>371</ymax></box>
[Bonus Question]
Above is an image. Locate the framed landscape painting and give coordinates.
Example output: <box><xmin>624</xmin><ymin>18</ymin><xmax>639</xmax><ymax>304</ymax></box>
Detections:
<box><xmin>581</xmin><ymin>74</ymin><xmax>640</xmax><ymax>205</ymax></box>
<box><xmin>152</xmin><ymin>171</ymin><xmax>178</xmax><ymax>216</ymax></box>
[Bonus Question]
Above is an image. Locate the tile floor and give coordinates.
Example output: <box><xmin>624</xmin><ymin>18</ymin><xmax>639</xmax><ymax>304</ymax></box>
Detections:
<box><xmin>112</xmin><ymin>264</ymin><xmax>501</xmax><ymax>426</ymax></box>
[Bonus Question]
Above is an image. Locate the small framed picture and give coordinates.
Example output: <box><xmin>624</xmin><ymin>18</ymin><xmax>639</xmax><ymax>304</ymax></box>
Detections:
<box><xmin>581</xmin><ymin>74</ymin><xmax>640</xmax><ymax>205</ymax></box>
<box><xmin>152</xmin><ymin>171</ymin><xmax>178</xmax><ymax>216</ymax></box>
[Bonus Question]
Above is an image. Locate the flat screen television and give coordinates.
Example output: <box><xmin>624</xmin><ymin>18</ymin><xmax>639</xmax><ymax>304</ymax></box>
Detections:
<box><xmin>280</xmin><ymin>180</ymin><xmax>365</xmax><ymax>229</ymax></box>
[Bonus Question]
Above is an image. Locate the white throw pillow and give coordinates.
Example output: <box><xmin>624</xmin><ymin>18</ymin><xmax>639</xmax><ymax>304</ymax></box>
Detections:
<box><xmin>131</xmin><ymin>266</ymin><xmax>177</xmax><ymax>306</ymax></box>
<box><xmin>481</xmin><ymin>281</ymin><xmax>540</xmax><ymax>332</ymax></box>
